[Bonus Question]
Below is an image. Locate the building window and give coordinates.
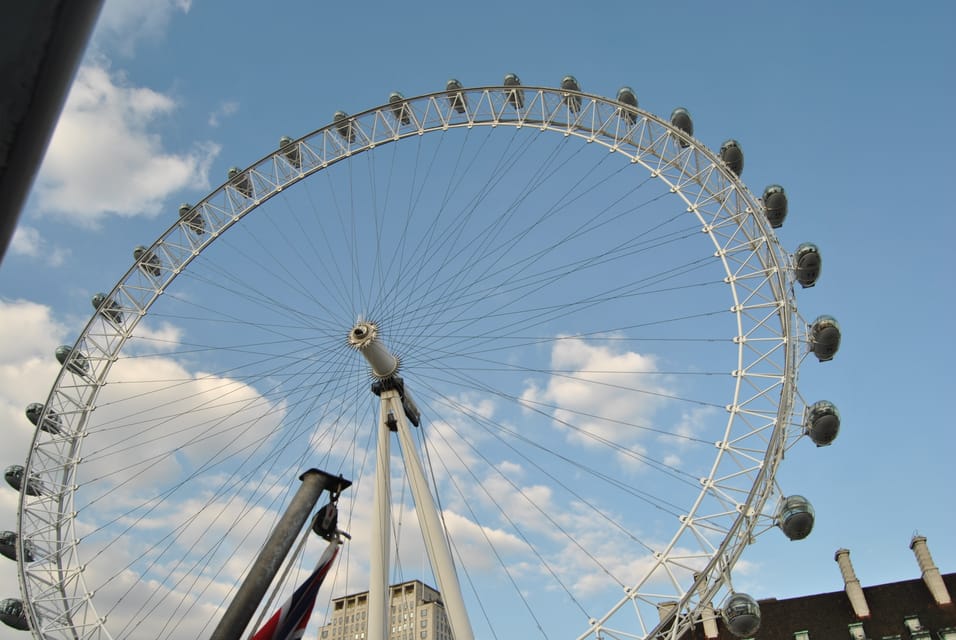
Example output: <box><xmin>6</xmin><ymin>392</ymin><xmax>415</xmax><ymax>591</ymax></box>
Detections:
<box><xmin>848</xmin><ymin>623</ymin><xmax>866</xmax><ymax>640</ymax></box>
<box><xmin>938</xmin><ymin>629</ymin><xmax>956</xmax><ymax>640</ymax></box>
<box><xmin>903</xmin><ymin>617</ymin><xmax>923</xmax><ymax>633</ymax></box>
<box><xmin>794</xmin><ymin>631</ymin><xmax>809</xmax><ymax>640</ymax></box>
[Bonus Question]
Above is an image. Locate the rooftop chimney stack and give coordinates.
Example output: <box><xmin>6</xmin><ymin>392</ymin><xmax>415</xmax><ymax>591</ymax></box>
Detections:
<box><xmin>693</xmin><ymin>575</ymin><xmax>719</xmax><ymax>639</ymax></box>
<box><xmin>835</xmin><ymin>548</ymin><xmax>871</xmax><ymax>618</ymax></box>
<box><xmin>910</xmin><ymin>535</ymin><xmax>953</xmax><ymax>606</ymax></box>
<box><xmin>656</xmin><ymin>600</ymin><xmax>678</xmax><ymax>623</ymax></box>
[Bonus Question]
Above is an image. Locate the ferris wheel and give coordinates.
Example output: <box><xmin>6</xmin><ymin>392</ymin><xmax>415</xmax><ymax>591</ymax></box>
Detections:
<box><xmin>3</xmin><ymin>76</ymin><xmax>843</xmax><ymax>640</ymax></box>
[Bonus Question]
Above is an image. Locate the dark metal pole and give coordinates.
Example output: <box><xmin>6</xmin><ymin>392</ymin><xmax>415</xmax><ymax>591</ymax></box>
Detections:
<box><xmin>208</xmin><ymin>469</ymin><xmax>335</xmax><ymax>640</ymax></box>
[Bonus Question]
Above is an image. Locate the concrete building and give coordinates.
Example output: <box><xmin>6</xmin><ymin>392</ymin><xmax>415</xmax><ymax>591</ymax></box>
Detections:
<box><xmin>318</xmin><ymin>580</ymin><xmax>453</xmax><ymax>640</ymax></box>
<box><xmin>681</xmin><ymin>535</ymin><xmax>956</xmax><ymax>640</ymax></box>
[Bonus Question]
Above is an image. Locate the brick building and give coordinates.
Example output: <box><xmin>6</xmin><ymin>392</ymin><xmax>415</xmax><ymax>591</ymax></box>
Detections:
<box><xmin>682</xmin><ymin>536</ymin><xmax>956</xmax><ymax>640</ymax></box>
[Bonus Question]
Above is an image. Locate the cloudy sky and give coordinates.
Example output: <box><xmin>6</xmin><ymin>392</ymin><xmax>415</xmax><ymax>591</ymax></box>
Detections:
<box><xmin>2</xmin><ymin>1</ymin><xmax>955</xmax><ymax>639</ymax></box>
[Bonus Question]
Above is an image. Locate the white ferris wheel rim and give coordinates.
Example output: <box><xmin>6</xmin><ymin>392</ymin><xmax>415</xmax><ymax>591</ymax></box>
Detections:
<box><xmin>14</xmin><ymin>84</ymin><xmax>805</xmax><ymax>640</ymax></box>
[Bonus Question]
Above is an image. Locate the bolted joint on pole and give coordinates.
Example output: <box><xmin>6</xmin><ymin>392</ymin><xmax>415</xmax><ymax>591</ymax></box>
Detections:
<box><xmin>371</xmin><ymin>376</ymin><xmax>421</xmax><ymax>427</ymax></box>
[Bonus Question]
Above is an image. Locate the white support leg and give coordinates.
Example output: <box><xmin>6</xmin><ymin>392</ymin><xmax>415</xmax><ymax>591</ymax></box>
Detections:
<box><xmin>367</xmin><ymin>397</ymin><xmax>393</xmax><ymax>640</ymax></box>
<box><xmin>382</xmin><ymin>389</ymin><xmax>475</xmax><ymax>640</ymax></box>
<box><xmin>350</xmin><ymin>321</ymin><xmax>473</xmax><ymax>640</ymax></box>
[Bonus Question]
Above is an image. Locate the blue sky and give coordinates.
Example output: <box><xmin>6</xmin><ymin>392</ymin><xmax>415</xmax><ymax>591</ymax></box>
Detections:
<box><xmin>2</xmin><ymin>1</ymin><xmax>955</xmax><ymax>638</ymax></box>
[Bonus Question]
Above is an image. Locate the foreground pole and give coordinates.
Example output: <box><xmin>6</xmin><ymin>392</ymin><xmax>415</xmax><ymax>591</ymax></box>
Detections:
<box><xmin>209</xmin><ymin>469</ymin><xmax>343</xmax><ymax>640</ymax></box>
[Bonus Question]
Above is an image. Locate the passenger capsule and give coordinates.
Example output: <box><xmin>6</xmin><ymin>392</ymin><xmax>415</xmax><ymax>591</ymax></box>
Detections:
<box><xmin>388</xmin><ymin>92</ymin><xmax>412</xmax><ymax>125</ymax></box>
<box><xmin>92</xmin><ymin>293</ymin><xmax>123</xmax><ymax>324</ymax></box>
<box><xmin>762</xmin><ymin>185</ymin><xmax>788</xmax><ymax>228</ymax></box>
<box><xmin>809</xmin><ymin>315</ymin><xmax>841</xmax><ymax>362</ymax></box>
<box><xmin>279</xmin><ymin>136</ymin><xmax>301</xmax><ymax>168</ymax></box>
<box><xmin>25</xmin><ymin>403</ymin><xmax>62</xmax><ymax>435</ymax></box>
<box><xmin>616</xmin><ymin>86</ymin><xmax>638</xmax><ymax>124</ymax></box>
<box><xmin>0</xmin><ymin>598</ymin><xmax>28</xmax><ymax>631</ymax></box>
<box><xmin>777</xmin><ymin>495</ymin><xmax>815</xmax><ymax>541</ymax></box>
<box><xmin>503</xmin><ymin>73</ymin><xmax>525</xmax><ymax>110</ymax></box>
<box><xmin>804</xmin><ymin>400</ymin><xmax>840</xmax><ymax>446</ymax></box>
<box><xmin>670</xmin><ymin>107</ymin><xmax>693</xmax><ymax>147</ymax></box>
<box><xmin>446</xmin><ymin>79</ymin><xmax>467</xmax><ymax>114</ymax></box>
<box><xmin>721</xmin><ymin>593</ymin><xmax>761</xmax><ymax>637</ymax></box>
<box><xmin>794</xmin><ymin>242</ymin><xmax>822</xmax><ymax>288</ymax></box>
<box><xmin>55</xmin><ymin>345</ymin><xmax>89</xmax><ymax>377</ymax></box>
<box><xmin>332</xmin><ymin>111</ymin><xmax>355</xmax><ymax>143</ymax></box>
<box><xmin>560</xmin><ymin>75</ymin><xmax>582</xmax><ymax>112</ymax></box>
<box><xmin>179</xmin><ymin>203</ymin><xmax>205</xmax><ymax>236</ymax></box>
<box><xmin>133</xmin><ymin>245</ymin><xmax>161</xmax><ymax>276</ymax></box>
<box><xmin>0</xmin><ymin>532</ymin><xmax>35</xmax><ymax>562</ymax></box>
<box><xmin>4</xmin><ymin>465</ymin><xmax>43</xmax><ymax>497</ymax></box>
<box><xmin>719</xmin><ymin>139</ymin><xmax>744</xmax><ymax>176</ymax></box>
<box><xmin>228</xmin><ymin>166</ymin><xmax>253</xmax><ymax>198</ymax></box>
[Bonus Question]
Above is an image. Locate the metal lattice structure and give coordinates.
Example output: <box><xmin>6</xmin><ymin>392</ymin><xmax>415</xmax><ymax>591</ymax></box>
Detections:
<box><xmin>14</xmin><ymin>84</ymin><xmax>823</xmax><ymax>640</ymax></box>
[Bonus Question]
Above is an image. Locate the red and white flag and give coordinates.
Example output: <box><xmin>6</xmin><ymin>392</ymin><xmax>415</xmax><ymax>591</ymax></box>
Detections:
<box><xmin>250</xmin><ymin>540</ymin><xmax>340</xmax><ymax>640</ymax></box>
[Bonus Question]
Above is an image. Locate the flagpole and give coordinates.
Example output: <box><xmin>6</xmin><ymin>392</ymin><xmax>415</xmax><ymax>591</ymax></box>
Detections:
<box><xmin>209</xmin><ymin>468</ymin><xmax>349</xmax><ymax>640</ymax></box>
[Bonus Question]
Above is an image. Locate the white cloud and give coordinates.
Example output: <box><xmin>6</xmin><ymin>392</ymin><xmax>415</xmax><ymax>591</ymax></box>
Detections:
<box><xmin>669</xmin><ymin>406</ymin><xmax>718</xmax><ymax>445</ymax></box>
<box><xmin>441</xmin><ymin>510</ymin><xmax>529</xmax><ymax>570</ymax></box>
<box><xmin>67</xmin><ymin>493</ymin><xmax>267</xmax><ymax>639</ymax></box>
<box><xmin>94</xmin><ymin>0</ymin><xmax>193</xmax><ymax>56</ymax></box>
<box><xmin>521</xmin><ymin>337</ymin><xmax>670</xmax><ymax>451</ymax></box>
<box><xmin>0</xmin><ymin>300</ymin><xmax>68</xmax><ymax>363</ymax></box>
<box><xmin>209</xmin><ymin>101</ymin><xmax>240</xmax><ymax>127</ymax></box>
<box><xmin>0</xmin><ymin>299</ymin><xmax>293</xmax><ymax>638</ymax></box>
<box><xmin>126</xmin><ymin>320</ymin><xmax>184</xmax><ymax>354</ymax></box>
<box><xmin>663</xmin><ymin>453</ymin><xmax>681</xmax><ymax>467</ymax></box>
<box><xmin>34</xmin><ymin>62</ymin><xmax>220</xmax><ymax>225</ymax></box>
<box><xmin>78</xmin><ymin>354</ymin><xmax>286</xmax><ymax>497</ymax></box>
<box><xmin>8</xmin><ymin>226</ymin><xmax>71</xmax><ymax>266</ymax></box>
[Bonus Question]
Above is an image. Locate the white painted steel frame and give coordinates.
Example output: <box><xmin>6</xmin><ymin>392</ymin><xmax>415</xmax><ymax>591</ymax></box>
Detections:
<box><xmin>369</xmin><ymin>388</ymin><xmax>474</xmax><ymax>640</ymax></box>
<box><xmin>15</xmin><ymin>85</ymin><xmax>805</xmax><ymax>640</ymax></box>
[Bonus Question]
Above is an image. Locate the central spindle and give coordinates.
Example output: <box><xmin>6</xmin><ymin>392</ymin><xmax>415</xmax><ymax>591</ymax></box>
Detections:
<box><xmin>348</xmin><ymin>320</ymin><xmax>399</xmax><ymax>379</ymax></box>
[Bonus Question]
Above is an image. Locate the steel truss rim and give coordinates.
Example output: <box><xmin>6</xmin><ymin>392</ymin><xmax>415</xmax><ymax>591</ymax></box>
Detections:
<box><xmin>16</xmin><ymin>85</ymin><xmax>803</xmax><ymax>640</ymax></box>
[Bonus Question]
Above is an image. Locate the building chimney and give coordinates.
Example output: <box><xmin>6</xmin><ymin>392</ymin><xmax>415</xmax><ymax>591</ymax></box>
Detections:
<box><xmin>700</xmin><ymin>601</ymin><xmax>719</xmax><ymax>639</ymax></box>
<box><xmin>656</xmin><ymin>600</ymin><xmax>678</xmax><ymax>622</ymax></box>
<box><xmin>693</xmin><ymin>575</ymin><xmax>719</xmax><ymax>639</ymax></box>
<box><xmin>910</xmin><ymin>535</ymin><xmax>953</xmax><ymax>606</ymax></box>
<box><xmin>835</xmin><ymin>548</ymin><xmax>871</xmax><ymax>618</ymax></box>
